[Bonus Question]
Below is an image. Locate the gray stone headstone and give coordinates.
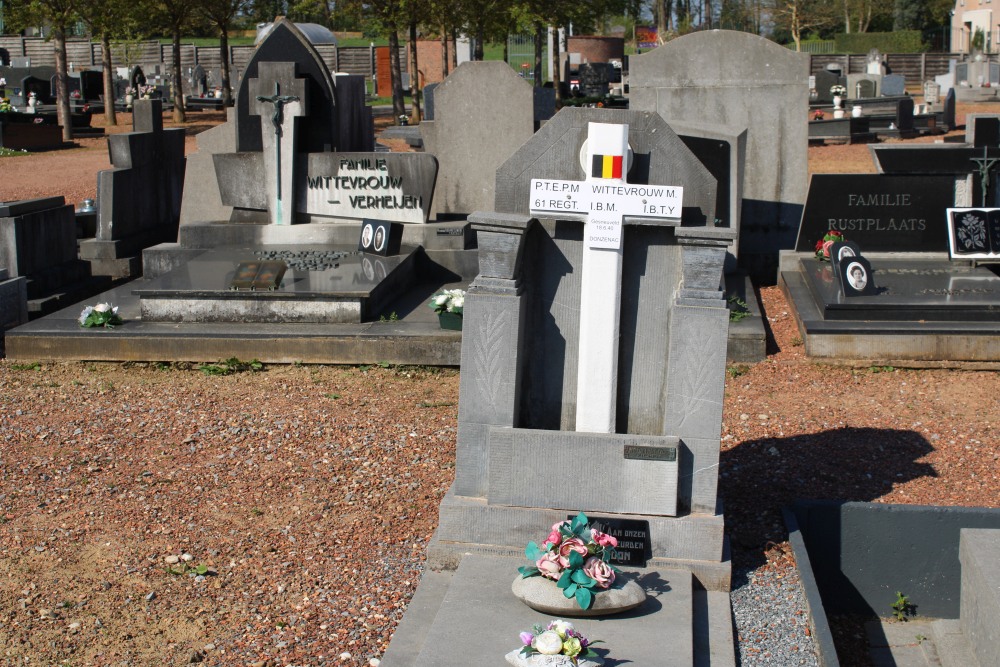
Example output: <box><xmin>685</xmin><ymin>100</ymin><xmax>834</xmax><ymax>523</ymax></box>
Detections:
<box><xmin>421</xmin><ymin>61</ymin><xmax>536</xmax><ymax>219</ymax></box>
<box><xmin>629</xmin><ymin>30</ymin><xmax>808</xmax><ymax>281</ymax></box>
<box><xmin>882</xmin><ymin>74</ymin><xmax>905</xmax><ymax>97</ymax></box>
<box><xmin>924</xmin><ymin>80</ymin><xmax>941</xmax><ymax>104</ymax></box>
<box><xmin>942</xmin><ymin>88</ymin><xmax>956</xmax><ymax>130</ymax></box>
<box><xmin>422</xmin><ymin>82</ymin><xmax>439</xmax><ymax>120</ymax></box>
<box><xmin>856</xmin><ymin>78</ymin><xmax>877</xmax><ymax>98</ymax></box>
<box><xmin>957</xmin><ymin>62</ymin><xmax>969</xmax><ymax>84</ymax></box>
<box><xmin>0</xmin><ymin>267</ymin><xmax>28</xmax><ymax>331</ymax></box>
<box><xmin>11</xmin><ymin>56</ymin><xmax>30</xmax><ymax>68</ymax></box>
<box><xmin>0</xmin><ymin>197</ymin><xmax>87</xmax><ymax>298</ymax></box>
<box><xmin>813</xmin><ymin>70</ymin><xmax>839</xmax><ymax>104</ymax></box>
<box><xmin>990</xmin><ymin>62</ymin><xmax>1000</xmax><ymax>85</ymax></box>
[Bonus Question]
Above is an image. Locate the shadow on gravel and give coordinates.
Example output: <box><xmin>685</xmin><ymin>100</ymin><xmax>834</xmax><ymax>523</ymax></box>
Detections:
<box><xmin>719</xmin><ymin>426</ymin><xmax>935</xmax><ymax>584</ymax></box>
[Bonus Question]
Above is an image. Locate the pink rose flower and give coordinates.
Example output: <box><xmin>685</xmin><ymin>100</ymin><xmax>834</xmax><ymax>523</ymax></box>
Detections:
<box><xmin>583</xmin><ymin>556</ymin><xmax>615</xmax><ymax>588</ymax></box>
<box><xmin>557</xmin><ymin>537</ymin><xmax>588</xmax><ymax>568</ymax></box>
<box><xmin>536</xmin><ymin>551</ymin><xmax>563</xmax><ymax>580</ymax></box>
<box><xmin>591</xmin><ymin>530</ymin><xmax>618</xmax><ymax>548</ymax></box>
<box><xmin>822</xmin><ymin>240</ymin><xmax>834</xmax><ymax>258</ymax></box>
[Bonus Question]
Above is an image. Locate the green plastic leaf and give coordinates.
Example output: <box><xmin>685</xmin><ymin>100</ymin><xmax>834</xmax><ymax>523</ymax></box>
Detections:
<box><xmin>571</xmin><ymin>512</ymin><xmax>588</xmax><ymax>532</ymax></box>
<box><xmin>571</xmin><ymin>570</ymin><xmax>595</xmax><ymax>587</ymax></box>
<box><xmin>525</xmin><ymin>541</ymin><xmax>544</xmax><ymax>561</ymax></box>
<box><xmin>518</xmin><ymin>565</ymin><xmax>540</xmax><ymax>578</ymax></box>
<box><xmin>575</xmin><ymin>586</ymin><xmax>593</xmax><ymax>609</ymax></box>
<box><xmin>563</xmin><ymin>582</ymin><xmax>578</xmax><ymax>598</ymax></box>
<box><xmin>568</xmin><ymin>549</ymin><xmax>584</xmax><ymax>569</ymax></box>
<box><xmin>557</xmin><ymin>569</ymin><xmax>573</xmax><ymax>589</ymax></box>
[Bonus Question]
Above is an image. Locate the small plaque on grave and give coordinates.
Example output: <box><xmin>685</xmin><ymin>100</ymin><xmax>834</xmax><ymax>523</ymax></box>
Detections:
<box><xmin>836</xmin><ymin>255</ymin><xmax>877</xmax><ymax>297</ymax></box>
<box><xmin>623</xmin><ymin>444</ymin><xmax>677</xmax><ymax>462</ymax></box>
<box><xmin>947</xmin><ymin>208</ymin><xmax>1000</xmax><ymax>259</ymax></box>
<box><xmin>572</xmin><ymin>515</ymin><xmax>652</xmax><ymax>567</ymax></box>
<box><xmin>229</xmin><ymin>260</ymin><xmax>287</xmax><ymax>290</ymax></box>
<box><xmin>358</xmin><ymin>219</ymin><xmax>401</xmax><ymax>256</ymax></box>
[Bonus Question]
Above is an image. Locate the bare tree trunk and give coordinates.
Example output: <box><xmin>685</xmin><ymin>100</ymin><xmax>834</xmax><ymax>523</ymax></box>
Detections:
<box><xmin>656</xmin><ymin>0</ymin><xmax>667</xmax><ymax>36</ymax></box>
<box><xmin>172</xmin><ymin>29</ymin><xmax>185</xmax><ymax>123</ymax></box>
<box><xmin>220</xmin><ymin>29</ymin><xmax>233</xmax><ymax>106</ymax></box>
<box><xmin>408</xmin><ymin>20</ymin><xmax>421</xmax><ymax>123</ymax></box>
<box><xmin>553</xmin><ymin>25</ymin><xmax>563</xmax><ymax>107</ymax></box>
<box><xmin>450</xmin><ymin>29</ymin><xmax>458</xmax><ymax>71</ymax></box>
<box><xmin>101</xmin><ymin>34</ymin><xmax>117</xmax><ymax>126</ymax></box>
<box><xmin>474</xmin><ymin>24</ymin><xmax>484</xmax><ymax>60</ymax></box>
<box><xmin>388</xmin><ymin>27</ymin><xmax>406</xmax><ymax>122</ymax></box>
<box><xmin>533</xmin><ymin>22</ymin><xmax>543</xmax><ymax>86</ymax></box>
<box><xmin>441</xmin><ymin>26</ymin><xmax>449</xmax><ymax>79</ymax></box>
<box><xmin>53</xmin><ymin>27</ymin><xmax>72</xmax><ymax>142</ymax></box>
<box><xmin>704</xmin><ymin>0</ymin><xmax>713</xmax><ymax>28</ymax></box>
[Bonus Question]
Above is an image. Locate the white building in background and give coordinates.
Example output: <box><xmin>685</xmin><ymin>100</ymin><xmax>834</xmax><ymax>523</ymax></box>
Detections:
<box><xmin>953</xmin><ymin>0</ymin><xmax>998</xmax><ymax>53</ymax></box>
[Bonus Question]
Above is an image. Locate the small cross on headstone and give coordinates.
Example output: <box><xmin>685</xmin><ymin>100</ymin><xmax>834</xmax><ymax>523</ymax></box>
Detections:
<box><xmin>529</xmin><ymin>122</ymin><xmax>683</xmax><ymax>433</ymax></box>
<box><xmin>249</xmin><ymin>62</ymin><xmax>307</xmax><ymax>225</ymax></box>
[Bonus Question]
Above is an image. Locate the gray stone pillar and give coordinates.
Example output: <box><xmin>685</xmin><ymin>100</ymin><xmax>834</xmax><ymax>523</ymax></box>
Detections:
<box><xmin>454</xmin><ymin>213</ymin><xmax>532</xmax><ymax>498</ymax></box>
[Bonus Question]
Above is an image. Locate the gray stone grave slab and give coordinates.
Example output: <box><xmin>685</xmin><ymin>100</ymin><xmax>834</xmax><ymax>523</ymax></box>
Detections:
<box><xmin>134</xmin><ymin>244</ymin><xmax>418</xmax><ymax>323</ymax></box>
<box><xmin>956</xmin><ymin>62</ymin><xmax>969</xmax><ymax>85</ymax></box>
<box><xmin>881</xmin><ymin>74</ymin><xmax>905</xmax><ymax>97</ymax></box>
<box><xmin>420</xmin><ymin>61</ymin><xmax>535</xmax><ymax>219</ymax></box>
<box><xmin>0</xmin><ymin>197</ymin><xmax>89</xmax><ymax>301</ymax></box>
<box><xmin>79</xmin><ymin>99</ymin><xmax>185</xmax><ymax>277</ymax></box>
<box><xmin>960</xmin><ymin>529</ymin><xmax>1000</xmax><ymax>667</ymax></box>
<box><xmin>924</xmin><ymin>80</ymin><xmax>941</xmax><ymax>104</ymax></box>
<box><xmin>0</xmin><ymin>267</ymin><xmax>28</xmax><ymax>331</ymax></box>
<box><xmin>627</xmin><ymin>30</ymin><xmax>808</xmax><ymax>282</ymax></box>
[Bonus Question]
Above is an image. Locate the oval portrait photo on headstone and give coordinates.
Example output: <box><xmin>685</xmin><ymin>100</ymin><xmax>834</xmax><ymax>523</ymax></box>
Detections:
<box><xmin>846</xmin><ymin>261</ymin><xmax>867</xmax><ymax>291</ymax></box>
<box><xmin>359</xmin><ymin>223</ymin><xmax>374</xmax><ymax>251</ymax></box>
<box><xmin>373</xmin><ymin>226</ymin><xmax>386</xmax><ymax>252</ymax></box>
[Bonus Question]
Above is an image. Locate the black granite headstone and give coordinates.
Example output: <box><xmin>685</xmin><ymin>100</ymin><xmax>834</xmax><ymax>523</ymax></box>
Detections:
<box><xmin>235</xmin><ymin>19</ymin><xmax>337</xmax><ymax>154</ymax></box>
<box><xmin>973</xmin><ymin>116</ymin><xmax>1000</xmax><ymax>148</ymax></box>
<box><xmin>357</xmin><ymin>219</ymin><xmax>401</xmax><ymax>256</ymax></box>
<box><xmin>796</xmin><ymin>174</ymin><xmax>954</xmax><ymax>253</ymax></box>
<box><xmin>896</xmin><ymin>98</ymin><xmax>914</xmax><ymax>132</ymax></box>
<box><xmin>21</xmin><ymin>76</ymin><xmax>53</xmax><ymax>104</ymax></box>
<box><xmin>837</xmin><ymin>255</ymin><xmax>877</xmax><ymax>297</ymax></box>
<box><xmin>941</xmin><ymin>88</ymin><xmax>956</xmax><ymax>130</ymax></box>
<box><xmin>680</xmin><ymin>135</ymin><xmax>732</xmax><ymax>228</ymax></box>
<box><xmin>79</xmin><ymin>70</ymin><xmax>103</xmax><ymax>101</ymax></box>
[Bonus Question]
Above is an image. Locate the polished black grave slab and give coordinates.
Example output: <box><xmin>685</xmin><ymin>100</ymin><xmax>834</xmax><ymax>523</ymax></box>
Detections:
<box><xmin>133</xmin><ymin>244</ymin><xmax>418</xmax><ymax>323</ymax></box>
<box><xmin>801</xmin><ymin>259</ymin><xmax>1000</xmax><ymax>322</ymax></box>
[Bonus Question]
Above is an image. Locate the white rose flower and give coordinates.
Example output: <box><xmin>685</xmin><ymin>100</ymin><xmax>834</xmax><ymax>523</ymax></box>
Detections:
<box><xmin>434</xmin><ymin>294</ymin><xmax>449</xmax><ymax>307</ymax></box>
<box><xmin>94</xmin><ymin>303</ymin><xmax>111</xmax><ymax>313</ymax></box>
<box><xmin>549</xmin><ymin>620</ymin><xmax>574</xmax><ymax>639</ymax></box>
<box><xmin>78</xmin><ymin>306</ymin><xmax>93</xmax><ymax>325</ymax></box>
<box><xmin>451</xmin><ymin>295</ymin><xmax>464</xmax><ymax>309</ymax></box>
<box><xmin>533</xmin><ymin>630</ymin><xmax>564</xmax><ymax>655</ymax></box>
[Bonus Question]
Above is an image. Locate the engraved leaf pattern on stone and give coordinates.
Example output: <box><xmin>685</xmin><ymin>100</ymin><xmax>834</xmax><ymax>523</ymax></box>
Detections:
<box><xmin>475</xmin><ymin>309</ymin><xmax>510</xmax><ymax>418</ymax></box>
<box><xmin>673</xmin><ymin>329</ymin><xmax>722</xmax><ymax>432</ymax></box>
<box><xmin>957</xmin><ymin>213</ymin><xmax>987</xmax><ymax>250</ymax></box>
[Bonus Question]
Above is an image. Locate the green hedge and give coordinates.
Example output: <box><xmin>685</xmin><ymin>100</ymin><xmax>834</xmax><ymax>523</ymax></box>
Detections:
<box><xmin>833</xmin><ymin>31</ymin><xmax>926</xmax><ymax>54</ymax></box>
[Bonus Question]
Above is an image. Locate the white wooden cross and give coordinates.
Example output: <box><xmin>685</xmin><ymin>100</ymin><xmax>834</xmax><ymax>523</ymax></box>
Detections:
<box><xmin>529</xmin><ymin>122</ymin><xmax>683</xmax><ymax>434</ymax></box>
<box><xmin>249</xmin><ymin>62</ymin><xmax>307</xmax><ymax>225</ymax></box>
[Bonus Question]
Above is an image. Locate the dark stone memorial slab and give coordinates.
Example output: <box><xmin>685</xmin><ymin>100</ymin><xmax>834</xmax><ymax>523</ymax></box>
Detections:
<box><xmin>813</xmin><ymin>71</ymin><xmax>839</xmax><ymax>104</ymax></box>
<box><xmin>947</xmin><ymin>208</ymin><xmax>1000</xmax><ymax>259</ymax></box>
<box><xmin>79</xmin><ymin>70</ymin><xmax>103</xmax><ymax>101</ymax></box>
<box><xmin>836</xmin><ymin>255</ymin><xmax>877</xmax><ymax>297</ymax></box>
<box><xmin>574</xmin><ymin>515</ymin><xmax>651</xmax><ymax>567</ymax></box>
<box><xmin>972</xmin><ymin>116</ymin><xmax>1000</xmax><ymax>148</ymax></box>
<box><xmin>800</xmin><ymin>259</ymin><xmax>1000</xmax><ymax>322</ymax></box>
<box><xmin>796</xmin><ymin>174</ymin><xmax>953</xmax><ymax>253</ymax></box>
<box><xmin>881</xmin><ymin>74</ymin><xmax>905</xmax><ymax>97</ymax></box>
<box><xmin>235</xmin><ymin>19</ymin><xmax>337</xmax><ymax>154</ymax></box>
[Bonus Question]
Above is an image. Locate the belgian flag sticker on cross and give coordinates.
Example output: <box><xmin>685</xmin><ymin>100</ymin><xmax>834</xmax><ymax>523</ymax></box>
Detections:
<box><xmin>591</xmin><ymin>153</ymin><xmax>624</xmax><ymax>179</ymax></box>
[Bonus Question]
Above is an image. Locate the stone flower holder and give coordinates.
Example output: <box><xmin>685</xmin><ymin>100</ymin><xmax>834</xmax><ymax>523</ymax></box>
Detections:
<box><xmin>511</xmin><ymin>575</ymin><xmax>646</xmax><ymax>617</ymax></box>
<box><xmin>504</xmin><ymin>650</ymin><xmax>604</xmax><ymax>666</ymax></box>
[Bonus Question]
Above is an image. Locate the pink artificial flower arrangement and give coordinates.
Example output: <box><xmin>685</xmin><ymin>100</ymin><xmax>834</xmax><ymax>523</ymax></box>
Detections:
<box><xmin>815</xmin><ymin>230</ymin><xmax>845</xmax><ymax>261</ymax></box>
<box><xmin>518</xmin><ymin>512</ymin><xmax>621</xmax><ymax>610</ymax></box>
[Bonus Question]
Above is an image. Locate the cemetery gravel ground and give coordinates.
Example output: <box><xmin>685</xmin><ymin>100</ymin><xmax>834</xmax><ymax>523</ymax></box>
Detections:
<box><xmin>0</xmin><ymin>103</ymin><xmax>999</xmax><ymax>666</ymax></box>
